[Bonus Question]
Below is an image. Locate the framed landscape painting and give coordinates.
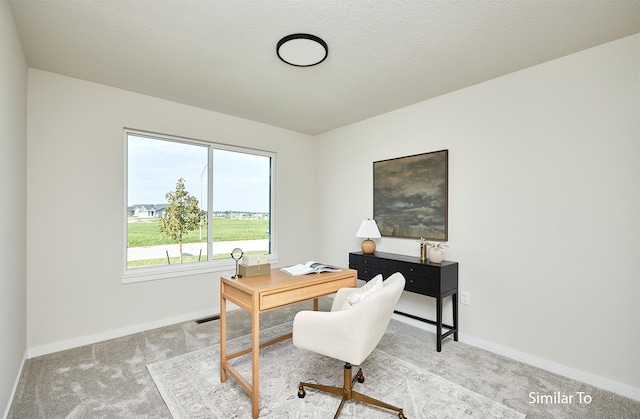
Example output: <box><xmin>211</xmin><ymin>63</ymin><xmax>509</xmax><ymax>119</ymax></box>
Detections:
<box><xmin>373</xmin><ymin>149</ymin><xmax>448</xmax><ymax>240</ymax></box>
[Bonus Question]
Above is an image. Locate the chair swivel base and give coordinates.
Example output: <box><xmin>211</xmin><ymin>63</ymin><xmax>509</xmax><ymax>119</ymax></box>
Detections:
<box><xmin>297</xmin><ymin>362</ymin><xmax>406</xmax><ymax>419</ymax></box>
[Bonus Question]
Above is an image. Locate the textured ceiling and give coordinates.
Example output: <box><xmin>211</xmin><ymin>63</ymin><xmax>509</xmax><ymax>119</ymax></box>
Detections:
<box><xmin>8</xmin><ymin>0</ymin><xmax>640</xmax><ymax>135</ymax></box>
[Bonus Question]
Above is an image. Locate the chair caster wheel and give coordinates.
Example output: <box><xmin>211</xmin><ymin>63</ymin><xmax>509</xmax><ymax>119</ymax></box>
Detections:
<box><xmin>297</xmin><ymin>385</ymin><xmax>305</xmax><ymax>398</ymax></box>
<box><xmin>357</xmin><ymin>376</ymin><xmax>365</xmax><ymax>383</ymax></box>
<box><xmin>356</xmin><ymin>370</ymin><xmax>365</xmax><ymax>383</ymax></box>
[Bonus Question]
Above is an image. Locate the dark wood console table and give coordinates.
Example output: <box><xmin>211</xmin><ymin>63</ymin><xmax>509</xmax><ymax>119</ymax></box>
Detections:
<box><xmin>349</xmin><ymin>251</ymin><xmax>458</xmax><ymax>352</ymax></box>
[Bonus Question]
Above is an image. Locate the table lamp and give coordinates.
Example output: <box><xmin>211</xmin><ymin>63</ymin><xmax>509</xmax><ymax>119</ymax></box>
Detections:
<box><xmin>356</xmin><ymin>219</ymin><xmax>381</xmax><ymax>254</ymax></box>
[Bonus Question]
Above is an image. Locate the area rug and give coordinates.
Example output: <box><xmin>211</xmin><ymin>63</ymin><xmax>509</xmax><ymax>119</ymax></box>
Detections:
<box><xmin>147</xmin><ymin>323</ymin><xmax>525</xmax><ymax>418</ymax></box>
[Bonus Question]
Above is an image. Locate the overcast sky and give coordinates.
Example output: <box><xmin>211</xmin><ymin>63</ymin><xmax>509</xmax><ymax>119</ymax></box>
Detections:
<box><xmin>128</xmin><ymin>135</ymin><xmax>270</xmax><ymax>212</ymax></box>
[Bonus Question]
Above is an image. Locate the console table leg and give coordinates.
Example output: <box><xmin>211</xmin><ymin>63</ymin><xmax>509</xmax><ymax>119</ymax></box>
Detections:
<box><xmin>453</xmin><ymin>293</ymin><xmax>459</xmax><ymax>342</ymax></box>
<box><xmin>436</xmin><ymin>296</ymin><xmax>443</xmax><ymax>352</ymax></box>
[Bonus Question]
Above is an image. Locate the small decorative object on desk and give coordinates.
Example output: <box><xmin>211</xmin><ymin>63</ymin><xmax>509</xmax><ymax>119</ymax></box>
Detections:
<box><xmin>239</xmin><ymin>263</ymin><xmax>271</xmax><ymax>277</ymax></box>
<box><xmin>243</xmin><ymin>254</ymin><xmax>268</xmax><ymax>266</ymax></box>
<box><xmin>417</xmin><ymin>238</ymin><xmax>449</xmax><ymax>263</ymax></box>
<box><xmin>281</xmin><ymin>261</ymin><xmax>342</xmax><ymax>276</ymax></box>
<box><xmin>428</xmin><ymin>247</ymin><xmax>444</xmax><ymax>263</ymax></box>
<box><xmin>429</xmin><ymin>241</ymin><xmax>449</xmax><ymax>263</ymax></box>
<box><xmin>417</xmin><ymin>238</ymin><xmax>428</xmax><ymax>261</ymax></box>
<box><xmin>230</xmin><ymin>248</ymin><xmax>244</xmax><ymax>278</ymax></box>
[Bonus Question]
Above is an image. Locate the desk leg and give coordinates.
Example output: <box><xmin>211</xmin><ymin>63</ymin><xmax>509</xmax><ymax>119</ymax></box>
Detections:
<box><xmin>313</xmin><ymin>297</ymin><xmax>319</xmax><ymax>311</ymax></box>
<box><xmin>251</xmin><ymin>299</ymin><xmax>260</xmax><ymax>418</ymax></box>
<box><xmin>220</xmin><ymin>291</ymin><xmax>227</xmax><ymax>382</ymax></box>
<box><xmin>436</xmin><ymin>296</ymin><xmax>443</xmax><ymax>352</ymax></box>
<box><xmin>453</xmin><ymin>293</ymin><xmax>459</xmax><ymax>342</ymax></box>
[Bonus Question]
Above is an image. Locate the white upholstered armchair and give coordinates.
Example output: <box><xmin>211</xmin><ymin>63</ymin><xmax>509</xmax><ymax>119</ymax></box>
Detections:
<box><xmin>292</xmin><ymin>272</ymin><xmax>406</xmax><ymax>418</ymax></box>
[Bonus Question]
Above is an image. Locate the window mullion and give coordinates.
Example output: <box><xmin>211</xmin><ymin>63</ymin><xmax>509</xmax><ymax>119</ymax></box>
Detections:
<box><xmin>207</xmin><ymin>147</ymin><xmax>214</xmax><ymax>261</ymax></box>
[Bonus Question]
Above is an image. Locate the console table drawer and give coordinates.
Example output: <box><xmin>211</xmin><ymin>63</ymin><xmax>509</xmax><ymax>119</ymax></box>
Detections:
<box><xmin>393</xmin><ymin>261</ymin><xmax>441</xmax><ymax>279</ymax></box>
<box><xmin>360</xmin><ymin>255</ymin><xmax>379</xmax><ymax>268</ymax></box>
<box><xmin>358</xmin><ymin>268</ymin><xmax>386</xmax><ymax>281</ymax></box>
<box><xmin>405</xmin><ymin>276</ymin><xmax>434</xmax><ymax>294</ymax></box>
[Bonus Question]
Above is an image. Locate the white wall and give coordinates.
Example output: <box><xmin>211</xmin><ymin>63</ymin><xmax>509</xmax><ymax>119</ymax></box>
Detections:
<box><xmin>314</xmin><ymin>35</ymin><xmax>640</xmax><ymax>398</ymax></box>
<box><xmin>0</xmin><ymin>0</ymin><xmax>28</xmax><ymax>415</ymax></box>
<box><xmin>26</xmin><ymin>70</ymin><xmax>316</xmax><ymax>355</ymax></box>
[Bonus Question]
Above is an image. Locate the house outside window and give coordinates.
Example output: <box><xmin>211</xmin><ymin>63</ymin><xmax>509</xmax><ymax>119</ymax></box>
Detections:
<box><xmin>124</xmin><ymin>130</ymin><xmax>274</xmax><ymax>282</ymax></box>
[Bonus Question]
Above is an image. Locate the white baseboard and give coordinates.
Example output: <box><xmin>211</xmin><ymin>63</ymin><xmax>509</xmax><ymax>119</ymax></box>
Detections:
<box><xmin>3</xmin><ymin>350</ymin><xmax>27</xmax><ymax>419</ymax></box>
<box><xmin>391</xmin><ymin>314</ymin><xmax>640</xmax><ymax>402</ymax></box>
<box><xmin>459</xmin><ymin>333</ymin><xmax>640</xmax><ymax>402</ymax></box>
<box><xmin>27</xmin><ymin>307</ymin><xmax>220</xmax><ymax>359</ymax></box>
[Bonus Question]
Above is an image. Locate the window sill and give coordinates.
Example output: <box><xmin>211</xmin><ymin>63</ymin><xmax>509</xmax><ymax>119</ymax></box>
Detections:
<box><xmin>121</xmin><ymin>257</ymin><xmax>279</xmax><ymax>284</ymax></box>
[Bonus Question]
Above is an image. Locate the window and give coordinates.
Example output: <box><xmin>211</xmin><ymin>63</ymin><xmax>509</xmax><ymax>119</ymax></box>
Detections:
<box><xmin>124</xmin><ymin>130</ymin><xmax>274</xmax><ymax>281</ymax></box>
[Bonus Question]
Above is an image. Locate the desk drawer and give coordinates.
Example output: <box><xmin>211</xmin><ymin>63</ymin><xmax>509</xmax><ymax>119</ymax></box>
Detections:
<box><xmin>260</xmin><ymin>275</ymin><xmax>355</xmax><ymax>311</ymax></box>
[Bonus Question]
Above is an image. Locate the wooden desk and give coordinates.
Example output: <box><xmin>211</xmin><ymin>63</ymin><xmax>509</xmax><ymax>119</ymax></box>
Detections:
<box><xmin>220</xmin><ymin>267</ymin><xmax>357</xmax><ymax>418</ymax></box>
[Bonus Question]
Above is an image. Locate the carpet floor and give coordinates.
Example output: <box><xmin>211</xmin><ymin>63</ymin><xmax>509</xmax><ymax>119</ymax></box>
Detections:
<box><xmin>147</xmin><ymin>321</ymin><xmax>525</xmax><ymax>418</ymax></box>
<box><xmin>8</xmin><ymin>298</ymin><xmax>640</xmax><ymax>418</ymax></box>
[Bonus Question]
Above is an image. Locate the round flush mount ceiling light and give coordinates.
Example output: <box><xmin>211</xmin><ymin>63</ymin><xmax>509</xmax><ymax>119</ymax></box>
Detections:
<box><xmin>276</xmin><ymin>33</ymin><xmax>328</xmax><ymax>67</ymax></box>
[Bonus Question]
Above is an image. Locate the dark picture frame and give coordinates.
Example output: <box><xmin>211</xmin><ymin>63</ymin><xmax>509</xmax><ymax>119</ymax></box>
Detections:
<box><xmin>373</xmin><ymin>150</ymin><xmax>448</xmax><ymax>240</ymax></box>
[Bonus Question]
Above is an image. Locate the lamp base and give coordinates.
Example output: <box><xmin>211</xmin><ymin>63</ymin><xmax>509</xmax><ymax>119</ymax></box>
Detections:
<box><xmin>361</xmin><ymin>239</ymin><xmax>376</xmax><ymax>254</ymax></box>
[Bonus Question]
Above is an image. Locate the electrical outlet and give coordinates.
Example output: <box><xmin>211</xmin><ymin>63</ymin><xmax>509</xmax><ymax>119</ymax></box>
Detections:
<box><xmin>460</xmin><ymin>291</ymin><xmax>470</xmax><ymax>305</ymax></box>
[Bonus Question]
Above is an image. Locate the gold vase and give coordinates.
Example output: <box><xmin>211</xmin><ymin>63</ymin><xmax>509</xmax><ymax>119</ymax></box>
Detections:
<box><xmin>420</xmin><ymin>243</ymin><xmax>427</xmax><ymax>261</ymax></box>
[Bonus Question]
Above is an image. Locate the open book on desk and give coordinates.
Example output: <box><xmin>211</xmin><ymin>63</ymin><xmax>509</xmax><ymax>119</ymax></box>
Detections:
<box><xmin>280</xmin><ymin>261</ymin><xmax>342</xmax><ymax>276</ymax></box>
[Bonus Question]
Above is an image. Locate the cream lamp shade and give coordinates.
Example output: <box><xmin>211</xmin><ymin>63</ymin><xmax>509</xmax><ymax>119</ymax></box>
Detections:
<box><xmin>356</xmin><ymin>219</ymin><xmax>381</xmax><ymax>254</ymax></box>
